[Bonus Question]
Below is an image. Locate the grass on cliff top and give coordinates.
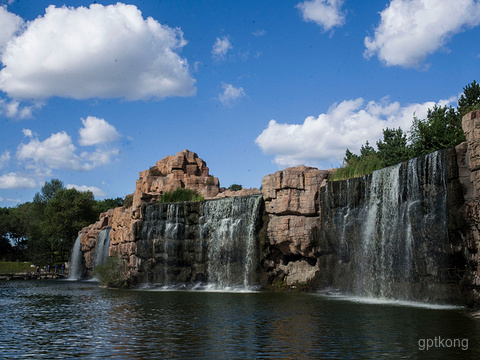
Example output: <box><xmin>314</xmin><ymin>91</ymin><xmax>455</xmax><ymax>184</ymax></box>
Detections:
<box><xmin>160</xmin><ymin>188</ymin><xmax>205</xmax><ymax>203</ymax></box>
<box><xmin>329</xmin><ymin>154</ymin><xmax>384</xmax><ymax>181</ymax></box>
<box><xmin>0</xmin><ymin>261</ymin><xmax>34</xmax><ymax>274</ymax></box>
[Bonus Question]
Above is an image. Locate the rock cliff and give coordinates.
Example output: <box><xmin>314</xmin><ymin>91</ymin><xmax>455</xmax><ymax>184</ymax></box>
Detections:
<box><xmin>75</xmin><ymin>111</ymin><xmax>480</xmax><ymax>306</ymax></box>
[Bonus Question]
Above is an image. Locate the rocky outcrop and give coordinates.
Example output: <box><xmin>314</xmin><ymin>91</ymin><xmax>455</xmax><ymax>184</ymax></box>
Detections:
<box><xmin>458</xmin><ymin>110</ymin><xmax>480</xmax><ymax>304</ymax></box>
<box><xmin>78</xmin><ymin>149</ymin><xmax>261</xmax><ymax>281</ymax></box>
<box><xmin>132</xmin><ymin>149</ymin><xmax>220</xmax><ymax>209</ymax></box>
<box><xmin>261</xmin><ymin>166</ymin><xmax>332</xmax><ymax>286</ymax></box>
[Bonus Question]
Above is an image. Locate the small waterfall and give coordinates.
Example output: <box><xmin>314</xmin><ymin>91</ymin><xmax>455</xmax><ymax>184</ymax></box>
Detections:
<box><xmin>141</xmin><ymin>195</ymin><xmax>263</xmax><ymax>290</ymax></box>
<box><xmin>93</xmin><ymin>228</ymin><xmax>111</xmax><ymax>270</ymax></box>
<box><xmin>68</xmin><ymin>234</ymin><xmax>83</xmax><ymax>280</ymax></box>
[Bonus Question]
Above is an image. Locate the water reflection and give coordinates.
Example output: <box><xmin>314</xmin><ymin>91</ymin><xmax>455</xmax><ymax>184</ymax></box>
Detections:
<box><xmin>1</xmin><ymin>281</ymin><xmax>479</xmax><ymax>359</ymax></box>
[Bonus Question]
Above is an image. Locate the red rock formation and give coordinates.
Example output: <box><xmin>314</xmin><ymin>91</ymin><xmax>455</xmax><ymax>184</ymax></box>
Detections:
<box><xmin>79</xmin><ymin>149</ymin><xmax>258</xmax><ymax>279</ymax></box>
<box><xmin>459</xmin><ymin>110</ymin><xmax>480</xmax><ymax>294</ymax></box>
<box><xmin>261</xmin><ymin>165</ymin><xmax>334</xmax><ymax>285</ymax></box>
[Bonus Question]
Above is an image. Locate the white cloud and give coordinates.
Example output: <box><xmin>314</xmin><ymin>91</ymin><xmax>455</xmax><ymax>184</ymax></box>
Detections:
<box><xmin>79</xmin><ymin>116</ymin><xmax>120</xmax><ymax>146</ymax></box>
<box><xmin>219</xmin><ymin>83</ymin><xmax>246</xmax><ymax>106</ymax></box>
<box><xmin>0</xmin><ymin>5</ymin><xmax>23</xmax><ymax>54</ymax></box>
<box><xmin>22</xmin><ymin>128</ymin><xmax>33</xmax><ymax>138</ymax></box>
<box><xmin>0</xmin><ymin>172</ymin><xmax>37</xmax><ymax>189</ymax></box>
<box><xmin>0</xmin><ymin>150</ymin><xmax>10</xmax><ymax>169</ymax></box>
<box><xmin>0</xmin><ymin>196</ymin><xmax>2</xmax><ymax>202</ymax></box>
<box><xmin>297</xmin><ymin>0</ymin><xmax>345</xmax><ymax>31</ymax></box>
<box><xmin>255</xmin><ymin>97</ymin><xmax>440</xmax><ymax>168</ymax></box>
<box><xmin>16</xmin><ymin>128</ymin><xmax>118</xmax><ymax>172</ymax></box>
<box><xmin>66</xmin><ymin>184</ymin><xmax>107</xmax><ymax>197</ymax></box>
<box><xmin>252</xmin><ymin>29</ymin><xmax>266</xmax><ymax>37</ymax></box>
<box><xmin>0</xmin><ymin>98</ymin><xmax>39</xmax><ymax>119</ymax></box>
<box><xmin>212</xmin><ymin>36</ymin><xmax>232</xmax><ymax>59</ymax></box>
<box><xmin>0</xmin><ymin>3</ymin><xmax>196</xmax><ymax>100</ymax></box>
<box><xmin>364</xmin><ymin>0</ymin><xmax>480</xmax><ymax>68</ymax></box>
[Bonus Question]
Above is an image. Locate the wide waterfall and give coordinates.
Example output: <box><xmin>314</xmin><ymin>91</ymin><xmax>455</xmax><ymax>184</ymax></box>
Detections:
<box><xmin>139</xmin><ymin>195</ymin><xmax>263</xmax><ymax>290</ymax></box>
<box><xmin>320</xmin><ymin>150</ymin><xmax>451</xmax><ymax>302</ymax></box>
<box><xmin>68</xmin><ymin>234</ymin><xmax>83</xmax><ymax>280</ymax></box>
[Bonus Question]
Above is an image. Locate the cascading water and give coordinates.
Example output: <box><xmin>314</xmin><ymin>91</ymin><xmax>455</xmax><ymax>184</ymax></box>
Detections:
<box><xmin>68</xmin><ymin>234</ymin><xmax>83</xmax><ymax>280</ymax></box>
<box><xmin>140</xmin><ymin>195</ymin><xmax>263</xmax><ymax>290</ymax></box>
<box><xmin>93</xmin><ymin>228</ymin><xmax>111</xmax><ymax>270</ymax></box>
<box><xmin>321</xmin><ymin>150</ymin><xmax>450</xmax><ymax>302</ymax></box>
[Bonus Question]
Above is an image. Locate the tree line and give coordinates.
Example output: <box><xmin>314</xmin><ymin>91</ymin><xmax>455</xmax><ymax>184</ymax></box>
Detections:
<box><xmin>0</xmin><ymin>179</ymin><xmax>123</xmax><ymax>265</ymax></box>
<box><xmin>332</xmin><ymin>81</ymin><xmax>480</xmax><ymax>180</ymax></box>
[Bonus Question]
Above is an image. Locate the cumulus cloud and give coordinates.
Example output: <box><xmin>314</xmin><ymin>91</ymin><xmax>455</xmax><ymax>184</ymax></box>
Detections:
<box><xmin>255</xmin><ymin>97</ymin><xmax>439</xmax><ymax>168</ymax></box>
<box><xmin>0</xmin><ymin>3</ymin><xmax>196</xmax><ymax>100</ymax></box>
<box><xmin>297</xmin><ymin>0</ymin><xmax>345</xmax><ymax>31</ymax></box>
<box><xmin>0</xmin><ymin>98</ymin><xmax>39</xmax><ymax>119</ymax></box>
<box><xmin>17</xmin><ymin>124</ymin><xmax>119</xmax><ymax>172</ymax></box>
<box><xmin>0</xmin><ymin>150</ymin><xmax>10</xmax><ymax>169</ymax></box>
<box><xmin>0</xmin><ymin>5</ymin><xmax>23</xmax><ymax>54</ymax></box>
<box><xmin>0</xmin><ymin>172</ymin><xmax>37</xmax><ymax>189</ymax></box>
<box><xmin>212</xmin><ymin>36</ymin><xmax>232</xmax><ymax>59</ymax></box>
<box><xmin>364</xmin><ymin>0</ymin><xmax>480</xmax><ymax>68</ymax></box>
<box><xmin>79</xmin><ymin>116</ymin><xmax>120</xmax><ymax>146</ymax></box>
<box><xmin>66</xmin><ymin>184</ymin><xmax>107</xmax><ymax>197</ymax></box>
<box><xmin>219</xmin><ymin>83</ymin><xmax>246</xmax><ymax>106</ymax></box>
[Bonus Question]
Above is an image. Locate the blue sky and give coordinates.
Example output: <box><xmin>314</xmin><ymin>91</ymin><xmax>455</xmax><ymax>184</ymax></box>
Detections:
<box><xmin>0</xmin><ymin>0</ymin><xmax>479</xmax><ymax>205</ymax></box>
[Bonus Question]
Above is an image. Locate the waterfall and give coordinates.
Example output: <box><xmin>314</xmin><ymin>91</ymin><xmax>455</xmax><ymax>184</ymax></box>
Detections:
<box><xmin>357</xmin><ymin>152</ymin><xmax>448</xmax><ymax>300</ymax></box>
<box><xmin>321</xmin><ymin>150</ymin><xmax>449</xmax><ymax>302</ymax></box>
<box><xmin>141</xmin><ymin>195</ymin><xmax>263</xmax><ymax>290</ymax></box>
<box><xmin>68</xmin><ymin>234</ymin><xmax>83</xmax><ymax>280</ymax></box>
<box><xmin>93</xmin><ymin>228</ymin><xmax>111</xmax><ymax>270</ymax></box>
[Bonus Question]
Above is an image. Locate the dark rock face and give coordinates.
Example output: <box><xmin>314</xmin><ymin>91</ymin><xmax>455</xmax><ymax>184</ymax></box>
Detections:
<box><xmin>315</xmin><ymin>149</ymin><xmax>466</xmax><ymax>303</ymax></box>
<box><xmin>137</xmin><ymin>195</ymin><xmax>264</xmax><ymax>289</ymax></box>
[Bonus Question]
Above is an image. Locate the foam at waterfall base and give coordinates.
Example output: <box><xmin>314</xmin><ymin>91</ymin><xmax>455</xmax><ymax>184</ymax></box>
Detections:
<box><xmin>137</xmin><ymin>282</ymin><xmax>260</xmax><ymax>293</ymax></box>
<box><xmin>317</xmin><ymin>290</ymin><xmax>463</xmax><ymax>310</ymax></box>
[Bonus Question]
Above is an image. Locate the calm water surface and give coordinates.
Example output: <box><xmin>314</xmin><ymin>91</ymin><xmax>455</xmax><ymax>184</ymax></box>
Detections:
<box><xmin>1</xmin><ymin>280</ymin><xmax>479</xmax><ymax>359</ymax></box>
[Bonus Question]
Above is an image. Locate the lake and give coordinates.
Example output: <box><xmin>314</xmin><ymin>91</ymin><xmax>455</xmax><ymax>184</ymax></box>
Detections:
<box><xmin>1</xmin><ymin>280</ymin><xmax>479</xmax><ymax>359</ymax></box>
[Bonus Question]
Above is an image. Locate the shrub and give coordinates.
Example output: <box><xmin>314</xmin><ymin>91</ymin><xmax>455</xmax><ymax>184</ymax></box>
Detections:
<box><xmin>160</xmin><ymin>188</ymin><xmax>205</xmax><ymax>203</ymax></box>
<box><xmin>123</xmin><ymin>194</ymin><xmax>133</xmax><ymax>208</ymax></box>
<box><xmin>93</xmin><ymin>254</ymin><xmax>131</xmax><ymax>288</ymax></box>
<box><xmin>228</xmin><ymin>184</ymin><xmax>242</xmax><ymax>191</ymax></box>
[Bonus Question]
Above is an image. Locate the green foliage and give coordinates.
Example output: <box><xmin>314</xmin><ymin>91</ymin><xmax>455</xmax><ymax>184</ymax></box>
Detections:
<box><xmin>331</xmin><ymin>153</ymin><xmax>384</xmax><ymax>181</ymax></box>
<box><xmin>376</xmin><ymin>127</ymin><xmax>410</xmax><ymax>167</ymax></box>
<box><xmin>0</xmin><ymin>261</ymin><xmax>34</xmax><ymax>273</ymax></box>
<box><xmin>94</xmin><ymin>197</ymin><xmax>124</xmax><ymax>214</ymax></box>
<box><xmin>458</xmin><ymin>80</ymin><xmax>480</xmax><ymax>117</ymax></box>
<box><xmin>160</xmin><ymin>188</ymin><xmax>205</xmax><ymax>203</ymax></box>
<box><xmin>228</xmin><ymin>184</ymin><xmax>243</xmax><ymax>191</ymax></box>
<box><xmin>123</xmin><ymin>194</ymin><xmax>133</xmax><ymax>208</ymax></box>
<box><xmin>409</xmin><ymin>105</ymin><xmax>465</xmax><ymax>157</ymax></box>
<box><xmin>93</xmin><ymin>255</ymin><xmax>131</xmax><ymax>288</ymax></box>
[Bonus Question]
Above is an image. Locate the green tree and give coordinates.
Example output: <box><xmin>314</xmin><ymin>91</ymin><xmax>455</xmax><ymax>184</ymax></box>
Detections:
<box><xmin>458</xmin><ymin>80</ymin><xmax>480</xmax><ymax>117</ymax></box>
<box><xmin>376</xmin><ymin>127</ymin><xmax>410</xmax><ymax>167</ymax></box>
<box><xmin>94</xmin><ymin>197</ymin><xmax>124</xmax><ymax>214</ymax></box>
<box><xmin>410</xmin><ymin>105</ymin><xmax>465</xmax><ymax>157</ymax></box>
<box><xmin>41</xmin><ymin>188</ymin><xmax>98</xmax><ymax>263</ymax></box>
<box><xmin>360</xmin><ymin>141</ymin><xmax>376</xmax><ymax>158</ymax></box>
<box><xmin>228</xmin><ymin>184</ymin><xmax>243</xmax><ymax>191</ymax></box>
